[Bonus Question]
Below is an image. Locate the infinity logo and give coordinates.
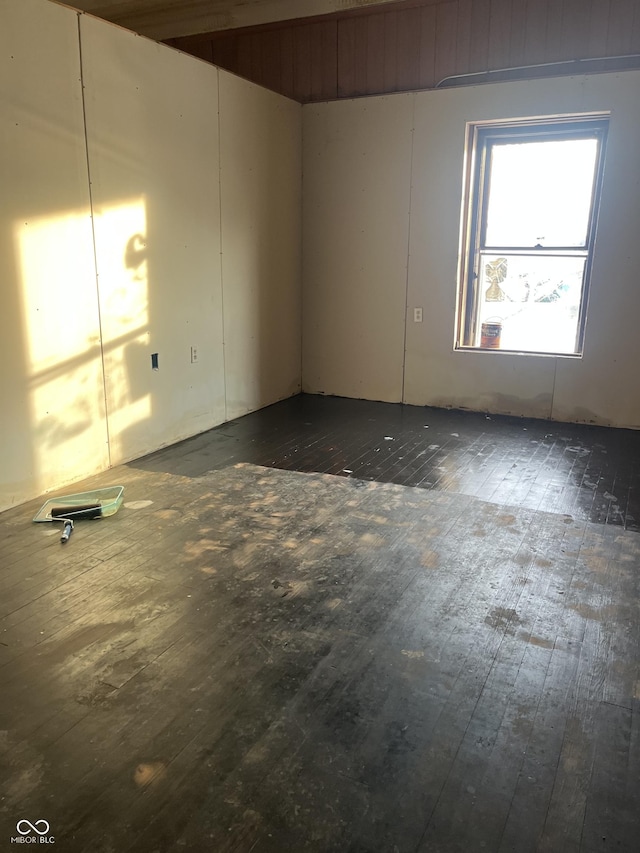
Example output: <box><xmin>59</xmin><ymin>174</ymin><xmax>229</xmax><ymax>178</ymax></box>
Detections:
<box><xmin>16</xmin><ymin>820</ymin><xmax>50</xmax><ymax>836</ymax></box>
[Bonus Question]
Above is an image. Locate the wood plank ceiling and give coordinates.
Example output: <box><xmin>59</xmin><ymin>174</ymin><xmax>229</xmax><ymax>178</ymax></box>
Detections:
<box><xmin>65</xmin><ymin>0</ymin><xmax>410</xmax><ymax>40</ymax></box>
<box><xmin>67</xmin><ymin>0</ymin><xmax>640</xmax><ymax>106</ymax></box>
<box><xmin>166</xmin><ymin>0</ymin><xmax>640</xmax><ymax>103</ymax></box>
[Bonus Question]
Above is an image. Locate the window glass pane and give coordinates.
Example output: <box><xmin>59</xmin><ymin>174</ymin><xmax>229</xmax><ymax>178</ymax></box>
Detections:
<box><xmin>478</xmin><ymin>254</ymin><xmax>586</xmax><ymax>354</ymax></box>
<box><xmin>484</xmin><ymin>138</ymin><xmax>598</xmax><ymax>248</ymax></box>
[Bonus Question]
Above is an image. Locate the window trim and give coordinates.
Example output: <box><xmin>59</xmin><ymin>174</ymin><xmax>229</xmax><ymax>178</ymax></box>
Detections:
<box><xmin>456</xmin><ymin>114</ymin><xmax>609</xmax><ymax>356</ymax></box>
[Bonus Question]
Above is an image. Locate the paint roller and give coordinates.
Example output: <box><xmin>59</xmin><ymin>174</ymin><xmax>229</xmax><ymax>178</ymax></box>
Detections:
<box><xmin>33</xmin><ymin>486</ymin><xmax>124</xmax><ymax>544</ymax></box>
<box><xmin>50</xmin><ymin>504</ymin><xmax>103</xmax><ymax>542</ymax></box>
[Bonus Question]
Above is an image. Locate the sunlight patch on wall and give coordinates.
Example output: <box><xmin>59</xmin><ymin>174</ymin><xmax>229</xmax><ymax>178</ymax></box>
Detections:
<box><xmin>15</xmin><ymin>208</ymin><xmax>108</xmax><ymax>492</ymax></box>
<box><xmin>94</xmin><ymin>197</ymin><xmax>152</xmax><ymax>458</ymax></box>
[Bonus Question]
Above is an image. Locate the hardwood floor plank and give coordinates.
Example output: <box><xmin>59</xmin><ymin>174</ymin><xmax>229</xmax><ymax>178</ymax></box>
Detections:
<box><xmin>2</xmin><ymin>395</ymin><xmax>640</xmax><ymax>851</ymax></box>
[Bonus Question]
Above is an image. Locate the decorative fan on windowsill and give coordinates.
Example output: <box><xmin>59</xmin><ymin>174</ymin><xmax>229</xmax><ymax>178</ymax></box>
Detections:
<box><xmin>485</xmin><ymin>257</ymin><xmax>508</xmax><ymax>301</ymax></box>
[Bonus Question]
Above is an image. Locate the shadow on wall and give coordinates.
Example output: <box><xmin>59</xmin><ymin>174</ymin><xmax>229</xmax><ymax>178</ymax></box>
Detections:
<box><xmin>4</xmin><ymin>193</ymin><xmax>153</xmax><ymax>508</ymax></box>
<box><xmin>93</xmin><ymin>198</ymin><xmax>154</xmax><ymax>461</ymax></box>
<box><xmin>2</xmin><ymin>6</ymin><xmax>301</xmax><ymax>511</ymax></box>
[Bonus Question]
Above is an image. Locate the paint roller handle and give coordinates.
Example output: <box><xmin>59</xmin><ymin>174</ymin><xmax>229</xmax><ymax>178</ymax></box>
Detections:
<box><xmin>61</xmin><ymin>519</ymin><xmax>74</xmax><ymax>543</ymax></box>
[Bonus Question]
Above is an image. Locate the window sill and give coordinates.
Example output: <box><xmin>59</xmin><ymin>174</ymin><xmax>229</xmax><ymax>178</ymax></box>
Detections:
<box><xmin>454</xmin><ymin>345</ymin><xmax>583</xmax><ymax>359</ymax></box>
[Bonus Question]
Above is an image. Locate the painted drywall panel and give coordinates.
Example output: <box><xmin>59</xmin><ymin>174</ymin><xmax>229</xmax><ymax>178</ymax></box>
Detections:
<box><xmin>551</xmin><ymin>72</ymin><xmax>640</xmax><ymax>428</ymax></box>
<box><xmin>405</xmin><ymin>72</ymin><xmax>640</xmax><ymax>426</ymax></box>
<box><xmin>302</xmin><ymin>95</ymin><xmax>413</xmax><ymax>402</ymax></box>
<box><xmin>80</xmin><ymin>15</ymin><xmax>225</xmax><ymax>465</ymax></box>
<box><xmin>0</xmin><ymin>0</ymin><xmax>109</xmax><ymax>511</ymax></box>
<box><xmin>219</xmin><ymin>70</ymin><xmax>302</xmax><ymax>421</ymax></box>
<box><xmin>405</xmin><ymin>79</ymin><xmax>562</xmax><ymax>418</ymax></box>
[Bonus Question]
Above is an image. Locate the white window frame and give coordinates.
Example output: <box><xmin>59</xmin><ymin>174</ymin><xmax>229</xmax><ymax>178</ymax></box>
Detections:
<box><xmin>456</xmin><ymin>114</ymin><xmax>609</xmax><ymax>356</ymax></box>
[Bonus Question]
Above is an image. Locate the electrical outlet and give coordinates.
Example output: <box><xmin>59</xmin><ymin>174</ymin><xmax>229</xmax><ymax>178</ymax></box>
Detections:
<box><xmin>190</xmin><ymin>346</ymin><xmax>199</xmax><ymax>363</ymax></box>
<box><xmin>414</xmin><ymin>307</ymin><xmax>423</xmax><ymax>323</ymax></box>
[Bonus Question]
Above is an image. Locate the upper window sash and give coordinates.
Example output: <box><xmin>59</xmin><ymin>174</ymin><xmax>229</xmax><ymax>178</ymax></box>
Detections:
<box><xmin>474</xmin><ymin>122</ymin><xmax>608</xmax><ymax>254</ymax></box>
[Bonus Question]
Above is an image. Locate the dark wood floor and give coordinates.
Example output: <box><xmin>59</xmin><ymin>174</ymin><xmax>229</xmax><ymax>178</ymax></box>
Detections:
<box><xmin>134</xmin><ymin>394</ymin><xmax>640</xmax><ymax>531</ymax></box>
<box><xmin>1</xmin><ymin>394</ymin><xmax>639</xmax><ymax>852</ymax></box>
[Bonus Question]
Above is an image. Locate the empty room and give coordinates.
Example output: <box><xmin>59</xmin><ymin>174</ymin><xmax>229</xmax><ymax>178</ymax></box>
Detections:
<box><xmin>1</xmin><ymin>0</ymin><xmax>640</xmax><ymax>850</ymax></box>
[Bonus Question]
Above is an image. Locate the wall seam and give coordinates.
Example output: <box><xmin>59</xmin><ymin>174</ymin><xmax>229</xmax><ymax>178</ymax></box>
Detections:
<box><xmin>77</xmin><ymin>13</ymin><xmax>112</xmax><ymax>468</ymax></box>
<box><xmin>299</xmin><ymin>102</ymin><xmax>305</xmax><ymax>392</ymax></box>
<box><xmin>217</xmin><ymin>69</ymin><xmax>229</xmax><ymax>422</ymax></box>
<box><xmin>401</xmin><ymin>92</ymin><xmax>417</xmax><ymax>404</ymax></box>
<box><xmin>550</xmin><ymin>357</ymin><xmax>558</xmax><ymax>421</ymax></box>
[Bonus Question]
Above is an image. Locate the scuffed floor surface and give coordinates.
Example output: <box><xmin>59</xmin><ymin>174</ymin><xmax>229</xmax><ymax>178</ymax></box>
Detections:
<box><xmin>1</xmin><ymin>460</ymin><xmax>639</xmax><ymax>852</ymax></box>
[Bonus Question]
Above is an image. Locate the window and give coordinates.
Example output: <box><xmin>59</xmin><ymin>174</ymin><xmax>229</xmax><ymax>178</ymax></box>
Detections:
<box><xmin>457</xmin><ymin>116</ymin><xmax>608</xmax><ymax>355</ymax></box>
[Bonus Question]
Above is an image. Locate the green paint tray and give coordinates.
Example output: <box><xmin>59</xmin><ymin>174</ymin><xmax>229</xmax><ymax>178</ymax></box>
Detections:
<box><xmin>33</xmin><ymin>486</ymin><xmax>124</xmax><ymax>542</ymax></box>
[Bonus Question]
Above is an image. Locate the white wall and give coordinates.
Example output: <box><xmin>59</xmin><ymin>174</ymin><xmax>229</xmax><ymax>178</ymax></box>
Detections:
<box><xmin>0</xmin><ymin>0</ymin><xmax>109</xmax><ymax>508</ymax></box>
<box><xmin>302</xmin><ymin>71</ymin><xmax>640</xmax><ymax>428</ymax></box>
<box><xmin>0</xmin><ymin>0</ymin><xmax>302</xmax><ymax>511</ymax></box>
<box><xmin>6</xmin><ymin>0</ymin><xmax>638</xmax><ymax>515</ymax></box>
<box><xmin>81</xmin><ymin>16</ymin><xmax>226</xmax><ymax>466</ymax></box>
<box><xmin>220</xmin><ymin>71</ymin><xmax>301</xmax><ymax>421</ymax></box>
<box><xmin>303</xmin><ymin>95</ymin><xmax>413</xmax><ymax>402</ymax></box>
